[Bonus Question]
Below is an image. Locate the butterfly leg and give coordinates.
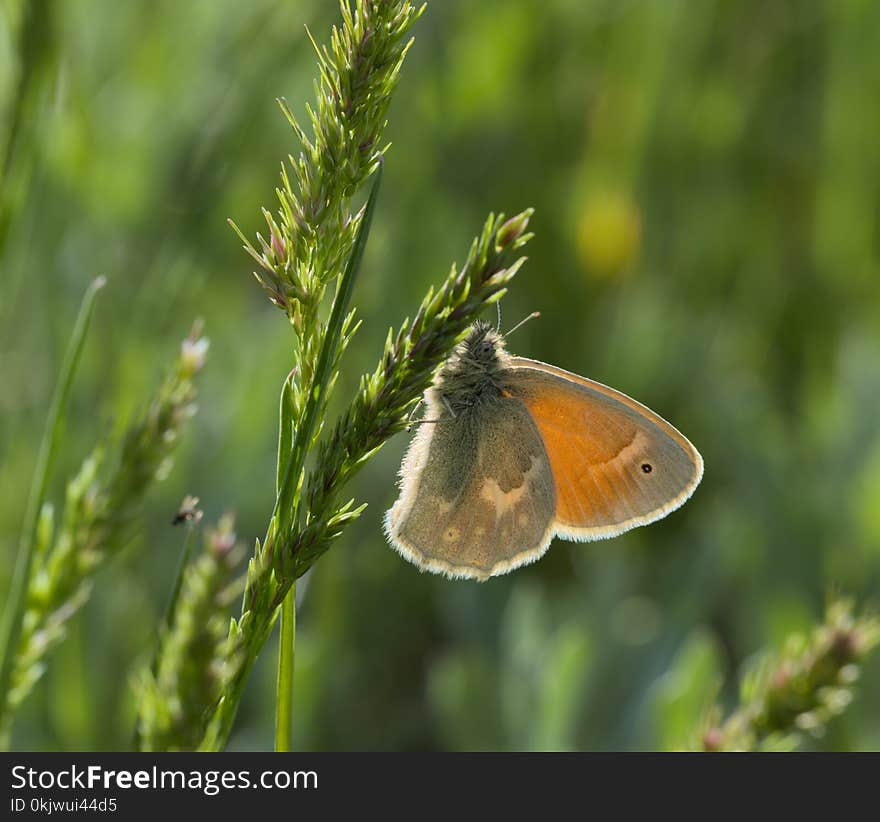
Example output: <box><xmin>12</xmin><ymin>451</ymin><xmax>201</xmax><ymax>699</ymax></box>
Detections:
<box><xmin>405</xmin><ymin>398</ymin><xmax>424</xmax><ymax>431</ymax></box>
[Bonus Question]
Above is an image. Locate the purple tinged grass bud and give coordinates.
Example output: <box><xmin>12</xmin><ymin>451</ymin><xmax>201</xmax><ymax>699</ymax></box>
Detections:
<box><xmin>271</xmin><ymin>231</ymin><xmax>286</xmax><ymax>262</ymax></box>
<box><xmin>495</xmin><ymin>210</ymin><xmax>532</xmax><ymax>251</ymax></box>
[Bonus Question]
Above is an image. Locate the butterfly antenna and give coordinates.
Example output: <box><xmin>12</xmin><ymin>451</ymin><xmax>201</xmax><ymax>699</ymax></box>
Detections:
<box><xmin>503</xmin><ymin>311</ymin><xmax>541</xmax><ymax>339</ymax></box>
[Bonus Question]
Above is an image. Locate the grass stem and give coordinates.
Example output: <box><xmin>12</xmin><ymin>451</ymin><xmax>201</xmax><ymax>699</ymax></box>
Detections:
<box><xmin>275</xmin><ymin>583</ymin><xmax>296</xmax><ymax>752</ymax></box>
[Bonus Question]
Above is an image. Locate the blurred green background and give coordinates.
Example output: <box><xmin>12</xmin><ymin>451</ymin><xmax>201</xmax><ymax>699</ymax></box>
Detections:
<box><xmin>2</xmin><ymin>0</ymin><xmax>880</xmax><ymax>751</ymax></box>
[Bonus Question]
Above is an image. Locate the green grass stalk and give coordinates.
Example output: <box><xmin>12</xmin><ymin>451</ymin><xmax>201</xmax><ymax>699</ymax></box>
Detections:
<box><xmin>275</xmin><ymin>586</ymin><xmax>296</xmax><ymax>752</ymax></box>
<box><xmin>272</xmin><ymin>165</ymin><xmax>383</xmax><ymax>752</ymax></box>
<box><xmin>136</xmin><ymin>516</ymin><xmax>244</xmax><ymax>751</ymax></box>
<box><xmin>270</xmin><ymin>163</ymin><xmax>382</xmax><ymax>547</ymax></box>
<box><xmin>695</xmin><ymin>599</ymin><xmax>880</xmax><ymax>751</ymax></box>
<box><xmin>274</xmin><ymin>369</ymin><xmax>296</xmax><ymax>752</ymax></box>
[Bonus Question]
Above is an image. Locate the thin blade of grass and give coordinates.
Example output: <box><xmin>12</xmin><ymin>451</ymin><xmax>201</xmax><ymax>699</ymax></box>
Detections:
<box><xmin>0</xmin><ymin>276</ymin><xmax>106</xmax><ymax>742</ymax></box>
<box><xmin>275</xmin><ymin>370</ymin><xmax>297</xmax><ymax>752</ymax></box>
<box><xmin>275</xmin><ymin>584</ymin><xmax>296</xmax><ymax>751</ymax></box>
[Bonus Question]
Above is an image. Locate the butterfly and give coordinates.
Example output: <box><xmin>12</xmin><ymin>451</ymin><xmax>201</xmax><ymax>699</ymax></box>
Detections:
<box><xmin>384</xmin><ymin>321</ymin><xmax>703</xmax><ymax>580</ymax></box>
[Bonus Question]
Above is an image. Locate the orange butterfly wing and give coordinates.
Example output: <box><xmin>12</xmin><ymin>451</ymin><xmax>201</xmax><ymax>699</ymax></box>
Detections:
<box><xmin>504</xmin><ymin>358</ymin><xmax>703</xmax><ymax>540</ymax></box>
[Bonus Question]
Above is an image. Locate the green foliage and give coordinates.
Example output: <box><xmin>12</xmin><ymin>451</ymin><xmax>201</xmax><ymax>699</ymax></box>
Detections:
<box><xmin>0</xmin><ymin>325</ymin><xmax>206</xmax><ymax>743</ymax></box>
<box><xmin>2</xmin><ymin>0</ymin><xmax>880</xmax><ymax>752</ymax></box>
<box><xmin>429</xmin><ymin>583</ymin><xmax>593</xmax><ymax>751</ymax></box>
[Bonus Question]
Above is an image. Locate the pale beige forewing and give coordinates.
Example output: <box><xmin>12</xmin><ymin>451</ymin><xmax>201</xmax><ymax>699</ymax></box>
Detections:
<box><xmin>384</xmin><ymin>393</ymin><xmax>556</xmax><ymax>580</ymax></box>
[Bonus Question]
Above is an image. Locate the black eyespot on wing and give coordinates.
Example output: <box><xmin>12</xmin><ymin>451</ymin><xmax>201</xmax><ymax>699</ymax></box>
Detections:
<box><xmin>641</xmin><ymin>463</ymin><xmax>653</xmax><ymax>474</ymax></box>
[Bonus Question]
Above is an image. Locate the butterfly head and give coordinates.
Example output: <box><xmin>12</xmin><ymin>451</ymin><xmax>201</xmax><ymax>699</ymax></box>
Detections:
<box><xmin>434</xmin><ymin>321</ymin><xmax>510</xmax><ymax>413</ymax></box>
<box><xmin>462</xmin><ymin>320</ymin><xmax>506</xmax><ymax>364</ymax></box>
